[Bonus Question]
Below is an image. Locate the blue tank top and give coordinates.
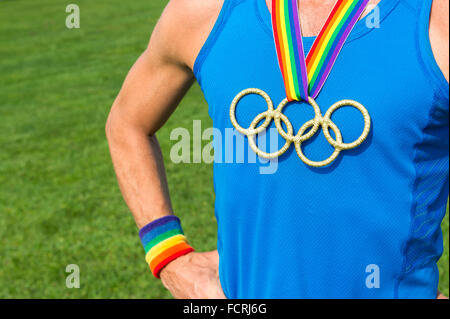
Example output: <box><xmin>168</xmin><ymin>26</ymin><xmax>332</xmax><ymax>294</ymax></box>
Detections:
<box><xmin>193</xmin><ymin>0</ymin><xmax>449</xmax><ymax>298</ymax></box>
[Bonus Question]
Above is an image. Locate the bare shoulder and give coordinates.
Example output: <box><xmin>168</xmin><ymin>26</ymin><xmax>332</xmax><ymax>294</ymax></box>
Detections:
<box><xmin>150</xmin><ymin>0</ymin><xmax>225</xmax><ymax>71</ymax></box>
<box><xmin>430</xmin><ymin>0</ymin><xmax>449</xmax><ymax>24</ymax></box>
<box><xmin>430</xmin><ymin>0</ymin><xmax>449</xmax><ymax>82</ymax></box>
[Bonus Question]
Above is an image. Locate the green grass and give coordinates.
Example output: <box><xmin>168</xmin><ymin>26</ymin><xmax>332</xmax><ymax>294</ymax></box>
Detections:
<box><xmin>0</xmin><ymin>0</ymin><xmax>448</xmax><ymax>298</ymax></box>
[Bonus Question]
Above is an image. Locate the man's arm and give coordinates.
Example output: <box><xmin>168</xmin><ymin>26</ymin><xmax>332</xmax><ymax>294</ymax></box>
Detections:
<box><xmin>106</xmin><ymin>0</ymin><xmax>226</xmax><ymax>298</ymax></box>
<box><xmin>430</xmin><ymin>0</ymin><xmax>449</xmax><ymax>299</ymax></box>
<box><xmin>430</xmin><ymin>0</ymin><xmax>449</xmax><ymax>82</ymax></box>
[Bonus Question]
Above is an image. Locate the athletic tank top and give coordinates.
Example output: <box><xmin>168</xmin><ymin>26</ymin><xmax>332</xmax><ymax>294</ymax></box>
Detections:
<box><xmin>193</xmin><ymin>0</ymin><xmax>449</xmax><ymax>298</ymax></box>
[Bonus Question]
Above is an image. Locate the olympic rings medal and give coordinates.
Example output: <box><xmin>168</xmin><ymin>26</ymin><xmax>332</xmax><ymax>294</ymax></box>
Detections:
<box><xmin>229</xmin><ymin>88</ymin><xmax>371</xmax><ymax>167</ymax></box>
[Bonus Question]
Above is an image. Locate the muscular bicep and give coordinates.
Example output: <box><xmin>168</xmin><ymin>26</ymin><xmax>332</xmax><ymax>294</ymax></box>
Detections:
<box><xmin>108</xmin><ymin>2</ymin><xmax>198</xmax><ymax>136</ymax></box>
<box><xmin>107</xmin><ymin>0</ymin><xmax>224</xmax><ymax>135</ymax></box>
<box><xmin>110</xmin><ymin>48</ymin><xmax>194</xmax><ymax>135</ymax></box>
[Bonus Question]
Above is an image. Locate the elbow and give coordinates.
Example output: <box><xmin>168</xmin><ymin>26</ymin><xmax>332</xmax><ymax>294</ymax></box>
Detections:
<box><xmin>105</xmin><ymin>100</ymin><xmax>154</xmax><ymax>144</ymax></box>
<box><xmin>105</xmin><ymin>105</ymin><xmax>146</xmax><ymax>146</ymax></box>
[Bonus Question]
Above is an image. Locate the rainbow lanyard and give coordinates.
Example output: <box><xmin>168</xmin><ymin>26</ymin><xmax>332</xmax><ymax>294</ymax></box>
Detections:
<box><xmin>229</xmin><ymin>0</ymin><xmax>373</xmax><ymax>167</ymax></box>
<box><xmin>272</xmin><ymin>0</ymin><xmax>370</xmax><ymax>101</ymax></box>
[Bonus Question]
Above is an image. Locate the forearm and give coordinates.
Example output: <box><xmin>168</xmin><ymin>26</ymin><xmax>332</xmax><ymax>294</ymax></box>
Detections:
<box><xmin>106</xmin><ymin>117</ymin><xmax>172</xmax><ymax>228</ymax></box>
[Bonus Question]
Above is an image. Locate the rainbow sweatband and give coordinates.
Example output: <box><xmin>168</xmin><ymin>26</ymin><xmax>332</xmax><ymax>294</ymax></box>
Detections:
<box><xmin>139</xmin><ymin>215</ymin><xmax>194</xmax><ymax>278</ymax></box>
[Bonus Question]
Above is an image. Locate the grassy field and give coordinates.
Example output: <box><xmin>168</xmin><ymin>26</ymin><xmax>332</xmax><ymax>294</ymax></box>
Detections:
<box><xmin>0</xmin><ymin>0</ymin><xmax>448</xmax><ymax>298</ymax></box>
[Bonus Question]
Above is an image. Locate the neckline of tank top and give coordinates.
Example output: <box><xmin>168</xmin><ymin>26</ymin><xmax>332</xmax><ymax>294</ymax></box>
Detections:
<box><xmin>255</xmin><ymin>0</ymin><xmax>401</xmax><ymax>49</ymax></box>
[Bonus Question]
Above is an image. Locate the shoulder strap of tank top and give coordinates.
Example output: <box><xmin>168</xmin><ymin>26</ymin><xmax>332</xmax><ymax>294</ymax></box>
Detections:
<box><xmin>193</xmin><ymin>0</ymin><xmax>237</xmax><ymax>83</ymax></box>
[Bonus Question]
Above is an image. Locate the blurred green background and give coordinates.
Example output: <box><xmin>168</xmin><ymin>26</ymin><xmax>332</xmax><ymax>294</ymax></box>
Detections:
<box><xmin>0</xmin><ymin>0</ymin><xmax>448</xmax><ymax>298</ymax></box>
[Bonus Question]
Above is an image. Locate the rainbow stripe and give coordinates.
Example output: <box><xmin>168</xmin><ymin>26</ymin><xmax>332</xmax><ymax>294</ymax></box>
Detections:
<box><xmin>139</xmin><ymin>215</ymin><xmax>194</xmax><ymax>278</ymax></box>
<box><xmin>272</xmin><ymin>0</ymin><xmax>370</xmax><ymax>101</ymax></box>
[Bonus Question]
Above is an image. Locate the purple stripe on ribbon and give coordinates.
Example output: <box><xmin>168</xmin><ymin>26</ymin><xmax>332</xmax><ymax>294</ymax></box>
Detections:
<box><xmin>311</xmin><ymin>0</ymin><xmax>370</xmax><ymax>98</ymax></box>
<box><xmin>291</xmin><ymin>0</ymin><xmax>309</xmax><ymax>99</ymax></box>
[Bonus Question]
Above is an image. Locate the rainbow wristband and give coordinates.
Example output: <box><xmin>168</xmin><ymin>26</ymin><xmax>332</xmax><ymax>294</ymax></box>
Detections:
<box><xmin>139</xmin><ymin>215</ymin><xmax>194</xmax><ymax>278</ymax></box>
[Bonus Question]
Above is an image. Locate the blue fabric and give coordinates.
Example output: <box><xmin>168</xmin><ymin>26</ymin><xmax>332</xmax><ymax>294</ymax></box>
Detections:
<box><xmin>193</xmin><ymin>0</ymin><xmax>449</xmax><ymax>298</ymax></box>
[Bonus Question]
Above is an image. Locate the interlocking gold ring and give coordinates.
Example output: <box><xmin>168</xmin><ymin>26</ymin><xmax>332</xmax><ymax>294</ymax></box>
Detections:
<box><xmin>229</xmin><ymin>88</ymin><xmax>371</xmax><ymax>167</ymax></box>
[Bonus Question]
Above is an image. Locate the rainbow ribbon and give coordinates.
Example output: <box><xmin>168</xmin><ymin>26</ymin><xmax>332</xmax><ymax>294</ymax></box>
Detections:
<box><xmin>272</xmin><ymin>0</ymin><xmax>370</xmax><ymax>101</ymax></box>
